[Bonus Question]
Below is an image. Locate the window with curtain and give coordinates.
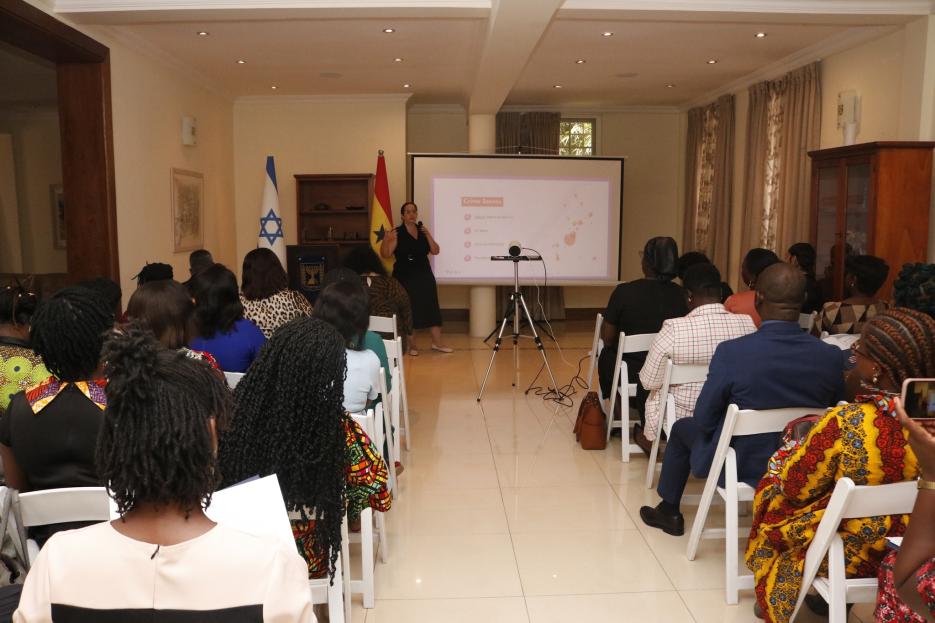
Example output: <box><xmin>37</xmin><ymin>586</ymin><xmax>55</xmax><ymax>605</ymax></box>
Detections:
<box><xmin>559</xmin><ymin>119</ymin><xmax>595</xmax><ymax>156</ymax></box>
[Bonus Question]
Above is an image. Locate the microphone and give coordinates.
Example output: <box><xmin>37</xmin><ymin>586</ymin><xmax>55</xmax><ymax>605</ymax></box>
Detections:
<box><xmin>416</xmin><ymin>221</ymin><xmax>424</xmax><ymax>232</ymax></box>
<box><xmin>508</xmin><ymin>240</ymin><xmax>522</xmax><ymax>257</ymax></box>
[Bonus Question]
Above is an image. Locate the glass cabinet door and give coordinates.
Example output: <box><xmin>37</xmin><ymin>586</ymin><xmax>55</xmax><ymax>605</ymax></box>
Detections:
<box><xmin>844</xmin><ymin>162</ymin><xmax>871</xmax><ymax>256</ymax></box>
<box><xmin>814</xmin><ymin>165</ymin><xmax>840</xmax><ymax>288</ymax></box>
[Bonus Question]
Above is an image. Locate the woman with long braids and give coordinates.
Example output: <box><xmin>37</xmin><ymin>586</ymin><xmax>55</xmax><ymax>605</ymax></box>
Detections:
<box><xmin>14</xmin><ymin>326</ymin><xmax>313</xmax><ymax>622</ymax></box>
<box><xmin>745</xmin><ymin>308</ymin><xmax>935</xmax><ymax>623</ymax></box>
<box><xmin>0</xmin><ymin>287</ymin><xmax>112</xmax><ymax>542</ymax></box>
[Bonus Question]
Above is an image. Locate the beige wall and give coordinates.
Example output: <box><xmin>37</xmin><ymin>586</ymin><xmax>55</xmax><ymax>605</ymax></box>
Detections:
<box><xmin>233</xmin><ymin>96</ymin><xmax>409</xmax><ymax>272</ymax></box>
<box><xmin>0</xmin><ymin>133</ymin><xmax>23</xmax><ymax>273</ymax></box>
<box><xmin>0</xmin><ymin>112</ymin><xmax>65</xmax><ymax>274</ymax></box>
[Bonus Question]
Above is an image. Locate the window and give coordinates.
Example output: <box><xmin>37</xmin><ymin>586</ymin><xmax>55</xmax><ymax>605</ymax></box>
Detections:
<box><xmin>559</xmin><ymin>119</ymin><xmax>595</xmax><ymax>156</ymax></box>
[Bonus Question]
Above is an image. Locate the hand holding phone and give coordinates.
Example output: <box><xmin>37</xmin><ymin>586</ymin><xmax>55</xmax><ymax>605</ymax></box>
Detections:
<box><xmin>901</xmin><ymin>378</ymin><xmax>935</xmax><ymax>420</ymax></box>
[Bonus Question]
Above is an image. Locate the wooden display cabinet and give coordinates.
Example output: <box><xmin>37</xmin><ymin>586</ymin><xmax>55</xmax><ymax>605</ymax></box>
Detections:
<box><xmin>808</xmin><ymin>141</ymin><xmax>934</xmax><ymax>300</ymax></box>
<box><xmin>294</xmin><ymin>173</ymin><xmax>374</xmax><ymax>252</ymax></box>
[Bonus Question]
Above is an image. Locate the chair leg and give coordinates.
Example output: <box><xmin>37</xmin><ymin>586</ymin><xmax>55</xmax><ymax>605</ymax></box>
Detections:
<box><xmin>399</xmin><ymin>365</ymin><xmax>412</xmax><ymax>451</ymax></box>
<box><xmin>360</xmin><ymin>508</ymin><xmax>374</xmax><ymax>608</ymax></box>
<box><xmin>377</xmin><ymin>510</ymin><xmax>388</xmax><ymax>564</ymax></box>
<box><xmin>827</xmin><ymin>537</ymin><xmax>847</xmax><ymax>623</ymax></box>
<box><xmin>686</xmin><ymin>470</ymin><xmax>719</xmax><ymax>561</ymax></box>
<box><xmin>725</xmin><ymin>488</ymin><xmax>739</xmax><ymax>605</ymax></box>
<box><xmin>645</xmin><ymin>429</ymin><xmax>661</xmax><ymax>489</ymax></box>
<box><xmin>341</xmin><ymin>515</ymin><xmax>352</xmax><ymax>623</ymax></box>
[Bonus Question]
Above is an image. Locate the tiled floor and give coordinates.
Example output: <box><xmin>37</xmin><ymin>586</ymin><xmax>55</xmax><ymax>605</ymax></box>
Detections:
<box><xmin>352</xmin><ymin>322</ymin><xmax>871</xmax><ymax>622</ymax></box>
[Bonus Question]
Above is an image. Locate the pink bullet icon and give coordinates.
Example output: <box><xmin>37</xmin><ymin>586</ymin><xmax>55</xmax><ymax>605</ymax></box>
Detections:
<box><xmin>464</xmin><ymin>241</ymin><xmax>472</xmax><ymax>248</ymax></box>
<box><xmin>464</xmin><ymin>227</ymin><xmax>471</xmax><ymax>234</ymax></box>
<box><xmin>464</xmin><ymin>255</ymin><xmax>472</xmax><ymax>262</ymax></box>
<box><xmin>464</xmin><ymin>214</ymin><xmax>471</xmax><ymax>220</ymax></box>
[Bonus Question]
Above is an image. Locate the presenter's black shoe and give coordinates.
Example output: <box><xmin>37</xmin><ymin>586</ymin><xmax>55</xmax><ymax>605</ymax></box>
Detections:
<box><xmin>639</xmin><ymin>503</ymin><xmax>684</xmax><ymax>536</ymax></box>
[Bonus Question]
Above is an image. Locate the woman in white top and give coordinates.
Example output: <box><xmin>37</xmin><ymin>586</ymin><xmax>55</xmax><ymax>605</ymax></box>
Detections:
<box><xmin>14</xmin><ymin>326</ymin><xmax>313</xmax><ymax>623</ymax></box>
<box><xmin>313</xmin><ymin>280</ymin><xmax>381</xmax><ymax>413</ymax></box>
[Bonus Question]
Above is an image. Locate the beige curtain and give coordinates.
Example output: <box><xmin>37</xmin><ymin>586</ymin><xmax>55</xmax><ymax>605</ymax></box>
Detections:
<box><xmin>742</xmin><ymin>62</ymin><xmax>821</xmax><ymax>255</ymax></box>
<box><xmin>709</xmin><ymin>95</ymin><xmax>735</xmax><ymax>271</ymax></box>
<box><xmin>682</xmin><ymin>108</ymin><xmax>704</xmax><ymax>254</ymax></box>
<box><xmin>522</xmin><ymin>112</ymin><xmax>561</xmax><ymax>155</ymax></box>
<box><xmin>496</xmin><ymin>112</ymin><xmax>521</xmax><ymax>154</ymax></box>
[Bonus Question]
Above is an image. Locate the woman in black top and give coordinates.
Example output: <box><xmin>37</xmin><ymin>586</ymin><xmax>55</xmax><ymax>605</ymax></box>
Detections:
<box><xmin>787</xmin><ymin>242</ymin><xmax>823</xmax><ymax>314</ymax></box>
<box><xmin>598</xmin><ymin>237</ymin><xmax>687</xmax><ymax>449</ymax></box>
<box><xmin>380</xmin><ymin>201</ymin><xmax>450</xmax><ymax>355</ymax></box>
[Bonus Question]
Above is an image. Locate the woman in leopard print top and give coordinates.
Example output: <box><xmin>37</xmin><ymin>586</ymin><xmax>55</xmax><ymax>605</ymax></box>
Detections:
<box><xmin>240</xmin><ymin>249</ymin><xmax>312</xmax><ymax>339</ymax></box>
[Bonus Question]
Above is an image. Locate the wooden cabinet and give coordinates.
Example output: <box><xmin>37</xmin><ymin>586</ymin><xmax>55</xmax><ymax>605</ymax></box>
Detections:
<box><xmin>294</xmin><ymin>173</ymin><xmax>374</xmax><ymax>251</ymax></box>
<box><xmin>808</xmin><ymin>141</ymin><xmax>934</xmax><ymax>300</ymax></box>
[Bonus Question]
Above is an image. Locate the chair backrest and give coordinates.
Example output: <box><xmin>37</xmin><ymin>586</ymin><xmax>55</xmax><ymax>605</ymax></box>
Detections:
<box><xmin>799</xmin><ymin>311</ymin><xmax>817</xmax><ymax>332</ymax></box>
<box><xmin>791</xmin><ymin>477</ymin><xmax>918</xmax><ymax>621</ymax></box>
<box><xmin>15</xmin><ymin>487</ymin><xmax>111</xmax><ymax>527</ymax></box>
<box><xmin>662</xmin><ymin>359</ymin><xmax>709</xmax><ymax>388</ymax></box>
<box><xmin>822</xmin><ymin>333</ymin><xmax>859</xmax><ymax>351</ymax></box>
<box><xmin>224</xmin><ymin>371</ymin><xmax>245</xmax><ymax>389</ymax></box>
<box><xmin>369</xmin><ymin>315</ymin><xmax>397</xmax><ymax>337</ymax></box>
<box><xmin>619</xmin><ymin>332</ymin><xmax>657</xmax><ymax>355</ymax></box>
<box><xmin>586</xmin><ymin>313</ymin><xmax>603</xmax><ymax>390</ymax></box>
<box><xmin>383</xmin><ymin>336</ymin><xmax>403</xmax><ymax>367</ymax></box>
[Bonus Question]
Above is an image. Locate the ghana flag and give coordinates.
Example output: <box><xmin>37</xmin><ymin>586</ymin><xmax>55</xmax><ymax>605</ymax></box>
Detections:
<box><xmin>370</xmin><ymin>150</ymin><xmax>394</xmax><ymax>271</ymax></box>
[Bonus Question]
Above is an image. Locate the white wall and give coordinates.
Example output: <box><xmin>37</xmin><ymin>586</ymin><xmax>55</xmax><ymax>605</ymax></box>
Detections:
<box><xmin>0</xmin><ymin>133</ymin><xmax>23</xmax><ymax>273</ymax></box>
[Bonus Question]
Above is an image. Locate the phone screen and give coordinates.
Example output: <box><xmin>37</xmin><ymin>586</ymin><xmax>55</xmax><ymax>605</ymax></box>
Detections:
<box><xmin>902</xmin><ymin>379</ymin><xmax>935</xmax><ymax>420</ymax></box>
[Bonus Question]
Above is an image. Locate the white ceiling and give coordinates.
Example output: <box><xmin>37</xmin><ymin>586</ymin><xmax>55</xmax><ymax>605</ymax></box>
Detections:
<box><xmin>45</xmin><ymin>0</ymin><xmax>933</xmax><ymax>110</ymax></box>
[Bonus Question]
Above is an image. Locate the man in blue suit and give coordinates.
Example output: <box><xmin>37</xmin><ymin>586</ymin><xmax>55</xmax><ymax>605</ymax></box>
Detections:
<box><xmin>640</xmin><ymin>263</ymin><xmax>845</xmax><ymax>536</ymax></box>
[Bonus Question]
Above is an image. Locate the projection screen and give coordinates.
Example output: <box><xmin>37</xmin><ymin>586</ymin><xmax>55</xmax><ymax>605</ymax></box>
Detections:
<box><xmin>410</xmin><ymin>154</ymin><xmax>624</xmax><ymax>286</ymax></box>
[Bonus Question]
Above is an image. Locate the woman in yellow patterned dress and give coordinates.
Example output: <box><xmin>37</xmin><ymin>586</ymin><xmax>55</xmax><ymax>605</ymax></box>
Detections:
<box><xmin>745</xmin><ymin>309</ymin><xmax>935</xmax><ymax>622</ymax></box>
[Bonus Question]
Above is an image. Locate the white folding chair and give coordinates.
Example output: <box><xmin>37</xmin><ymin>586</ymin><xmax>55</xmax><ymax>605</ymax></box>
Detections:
<box><xmin>606</xmin><ymin>331</ymin><xmax>657</xmax><ymax>462</ymax></box>
<box><xmin>585</xmin><ymin>313</ymin><xmax>603</xmax><ymax>390</ymax></box>
<box><xmin>383</xmin><ymin>336</ymin><xmax>411</xmax><ymax>451</ymax></box>
<box><xmin>644</xmin><ymin>359</ymin><xmax>709</xmax><ymax>489</ymax></box>
<box><xmin>822</xmin><ymin>333</ymin><xmax>860</xmax><ymax>351</ymax></box>
<box><xmin>11</xmin><ymin>487</ymin><xmax>111</xmax><ymax>568</ymax></box>
<box><xmin>799</xmin><ymin>311</ymin><xmax>818</xmax><ymax>332</ymax></box>
<box><xmin>790</xmin><ymin>478</ymin><xmax>918</xmax><ymax>623</ymax></box>
<box><xmin>369</xmin><ymin>314</ymin><xmax>399</xmax><ymax>343</ymax></box>
<box><xmin>299</xmin><ymin>511</ymin><xmax>350</xmax><ymax>623</ymax></box>
<box><xmin>685</xmin><ymin>404</ymin><xmax>818</xmax><ymax>604</ymax></box>
<box><xmin>377</xmin><ymin>368</ymin><xmax>399</xmax><ymax>498</ymax></box>
<box><xmin>348</xmin><ymin>406</ymin><xmax>390</xmax><ymax>608</ymax></box>
<box><xmin>224</xmin><ymin>371</ymin><xmax>244</xmax><ymax>389</ymax></box>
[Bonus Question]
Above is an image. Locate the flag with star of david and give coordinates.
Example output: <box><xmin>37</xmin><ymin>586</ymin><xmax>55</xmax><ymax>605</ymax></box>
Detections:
<box><xmin>258</xmin><ymin>155</ymin><xmax>286</xmax><ymax>267</ymax></box>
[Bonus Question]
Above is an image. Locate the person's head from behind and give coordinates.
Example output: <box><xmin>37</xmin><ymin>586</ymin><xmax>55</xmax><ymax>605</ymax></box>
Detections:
<box><xmin>77</xmin><ymin>277</ymin><xmax>122</xmax><ymax>319</ymax></box>
<box><xmin>313</xmin><ymin>280</ymin><xmax>370</xmax><ymax>350</ymax></box>
<box><xmin>98</xmin><ymin>325</ymin><xmax>232</xmax><ymax>517</ymax></box>
<box><xmin>218</xmin><ymin>317</ymin><xmax>346</xmax><ymax>576</ymax></box>
<box><xmin>754</xmin><ymin>263</ymin><xmax>806</xmax><ymax>322</ymax></box>
<box><xmin>894</xmin><ymin>263</ymin><xmax>935</xmax><ymax>319</ymax></box>
<box><xmin>31</xmin><ymin>286</ymin><xmax>113</xmax><ymax>381</ymax></box>
<box><xmin>189</xmin><ymin>264</ymin><xmax>243</xmax><ymax>339</ymax></box>
<box><xmin>241</xmin><ymin>248</ymin><xmax>288</xmax><ymax>301</ymax></box>
<box><xmin>844</xmin><ymin>255</ymin><xmax>889</xmax><ymax>299</ymax></box>
<box><xmin>0</xmin><ymin>282</ymin><xmax>39</xmax><ymax>341</ymax></box>
<box><xmin>189</xmin><ymin>249</ymin><xmax>214</xmax><ymax>277</ymax></box>
<box><xmin>683</xmin><ymin>263</ymin><xmax>723</xmax><ymax>311</ymax></box>
<box><xmin>787</xmin><ymin>243</ymin><xmax>817</xmax><ymax>277</ymax></box>
<box><xmin>642</xmin><ymin>237</ymin><xmax>679</xmax><ymax>281</ymax></box>
<box><xmin>852</xmin><ymin>308</ymin><xmax>935</xmax><ymax>392</ymax></box>
<box><xmin>741</xmin><ymin>248</ymin><xmax>780</xmax><ymax>288</ymax></box>
<box><xmin>677</xmin><ymin>251</ymin><xmax>710</xmax><ymax>282</ymax></box>
<box><xmin>134</xmin><ymin>262</ymin><xmax>174</xmax><ymax>287</ymax></box>
<box><xmin>343</xmin><ymin>245</ymin><xmax>387</xmax><ymax>277</ymax></box>
<box><xmin>126</xmin><ymin>280</ymin><xmax>195</xmax><ymax>349</ymax></box>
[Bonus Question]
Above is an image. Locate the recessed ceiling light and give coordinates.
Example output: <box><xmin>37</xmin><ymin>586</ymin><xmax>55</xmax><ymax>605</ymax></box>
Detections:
<box><xmin>383</xmin><ymin>27</ymin><xmax>395</xmax><ymax>33</ymax></box>
<box><xmin>575</xmin><ymin>59</ymin><xmax>586</xmax><ymax>64</ymax></box>
<box><xmin>236</xmin><ymin>59</ymin><xmax>246</xmax><ymax>64</ymax></box>
<box><xmin>197</xmin><ymin>31</ymin><xmax>209</xmax><ymax>36</ymax></box>
<box><xmin>707</xmin><ymin>59</ymin><xmax>718</xmax><ymax>64</ymax></box>
<box><xmin>394</xmin><ymin>57</ymin><xmax>403</xmax><ymax>62</ymax></box>
<box><xmin>553</xmin><ymin>84</ymin><xmax>563</xmax><ymax>89</ymax></box>
<box><xmin>601</xmin><ymin>31</ymin><xmax>614</xmax><ymax>37</ymax></box>
<box><xmin>271</xmin><ymin>85</ymin><xmax>278</xmax><ymax>90</ymax></box>
<box><xmin>755</xmin><ymin>32</ymin><xmax>767</xmax><ymax>38</ymax></box>
<box><xmin>665</xmin><ymin>83</ymin><xmax>675</xmax><ymax>88</ymax></box>
<box><xmin>403</xmin><ymin>83</ymin><xmax>411</xmax><ymax>88</ymax></box>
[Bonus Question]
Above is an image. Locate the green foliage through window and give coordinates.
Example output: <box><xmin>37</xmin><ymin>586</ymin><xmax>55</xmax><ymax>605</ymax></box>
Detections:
<box><xmin>559</xmin><ymin>119</ymin><xmax>595</xmax><ymax>156</ymax></box>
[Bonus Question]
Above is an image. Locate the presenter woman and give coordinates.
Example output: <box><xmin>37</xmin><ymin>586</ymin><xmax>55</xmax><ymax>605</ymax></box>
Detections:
<box><xmin>380</xmin><ymin>201</ymin><xmax>451</xmax><ymax>355</ymax></box>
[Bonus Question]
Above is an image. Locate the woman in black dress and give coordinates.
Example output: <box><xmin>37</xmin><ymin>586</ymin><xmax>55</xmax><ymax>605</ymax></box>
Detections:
<box><xmin>380</xmin><ymin>201</ymin><xmax>451</xmax><ymax>355</ymax></box>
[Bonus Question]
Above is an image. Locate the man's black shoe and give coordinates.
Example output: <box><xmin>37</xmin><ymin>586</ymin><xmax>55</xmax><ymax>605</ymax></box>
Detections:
<box><xmin>639</xmin><ymin>502</ymin><xmax>684</xmax><ymax>536</ymax></box>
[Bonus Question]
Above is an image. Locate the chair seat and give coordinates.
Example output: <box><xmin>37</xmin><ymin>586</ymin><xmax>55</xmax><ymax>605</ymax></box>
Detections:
<box><xmin>716</xmin><ymin>482</ymin><xmax>755</xmax><ymax>502</ymax></box>
<box><xmin>813</xmin><ymin>577</ymin><xmax>879</xmax><ymax>604</ymax></box>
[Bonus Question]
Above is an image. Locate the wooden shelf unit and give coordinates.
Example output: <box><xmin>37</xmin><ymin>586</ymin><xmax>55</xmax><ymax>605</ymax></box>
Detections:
<box><xmin>294</xmin><ymin>173</ymin><xmax>374</xmax><ymax>249</ymax></box>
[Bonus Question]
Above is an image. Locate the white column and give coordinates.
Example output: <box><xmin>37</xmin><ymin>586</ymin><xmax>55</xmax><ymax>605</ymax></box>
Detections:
<box><xmin>468</xmin><ymin>113</ymin><xmax>497</xmax><ymax>337</ymax></box>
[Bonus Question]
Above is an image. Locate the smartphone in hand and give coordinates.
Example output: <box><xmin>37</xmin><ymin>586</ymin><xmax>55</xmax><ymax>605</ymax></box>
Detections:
<box><xmin>901</xmin><ymin>378</ymin><xmax>935</xmax><ymax>419</ymax></box>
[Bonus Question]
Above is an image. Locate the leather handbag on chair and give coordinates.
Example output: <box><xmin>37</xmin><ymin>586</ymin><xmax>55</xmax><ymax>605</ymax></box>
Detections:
<box><xmin>575</xmin><ymin>392</ymin><xmax>607</xmax><ymax>450</ymax></box>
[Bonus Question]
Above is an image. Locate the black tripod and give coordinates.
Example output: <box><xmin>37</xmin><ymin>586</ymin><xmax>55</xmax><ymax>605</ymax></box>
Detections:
<box><xmin>476</xmin><ymin>255</ymin><xmax>559</xmax><ymax>402</ymax></box>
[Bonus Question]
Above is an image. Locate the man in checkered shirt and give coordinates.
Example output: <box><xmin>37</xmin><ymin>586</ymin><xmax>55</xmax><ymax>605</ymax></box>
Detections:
<box><xmin>639</xmin><ymin>263</ymin><xmax>756</xmax><ymax>442</ymax></box>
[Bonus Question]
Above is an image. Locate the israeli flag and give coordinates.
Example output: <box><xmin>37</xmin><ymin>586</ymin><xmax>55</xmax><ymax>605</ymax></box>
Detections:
<box><xmin>258</xmin><ymin>155</ymin><xmax>285</xmax><ymax>267</ymax></box>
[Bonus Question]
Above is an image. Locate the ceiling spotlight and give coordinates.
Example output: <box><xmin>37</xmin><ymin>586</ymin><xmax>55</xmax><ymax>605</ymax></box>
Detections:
<box><xmin>665</xmin><ymin>83</ymin><xmax>675</xmax><ymax>88</ymax></box>
<box><xmin>394</xmin><ymin>57</ymin><xmax>403</xmax><ymax>62</ymax></box>
<box><xmin>755</xmin><ymin>32</ymin><xmax>767</xmax><ymax>38</ymax></box>
<box><xmin>601</xmin><ymin>31</ymin><xmax>614</xmax><ymax>37</ymax></box>
<box><xmin>575</xmin><ymin>59</ymin><xmax>586</xmax><ymax>64</ymax></box>
<box><xmin>383</xmin><ymin>27</ymin><xmax>395</xmax><ymax>33</ymax></box>
<box><xmin>236</xmin><ymin>59</ymin><xmax>246</xmax><ymax>64</ymax></box>
<box><xmin>403</xmin><ymin>83</ymin><xmax>411</xmax><ymax>88</ymax></box>
<box><xmin>271</xmin><ymin>85</ymin><xmax>278</xmax><ymax>90</ymax></box>
<box><xmin>553</xmin><ymin>84</ymin><xmax>563</xmax><ymax>89</ymax></box>
<box><xmin>706</xmin><ymin>59</ymin><xmax>718</xmax><ymax>64</ymax></box>
<box><xmin>197</xmin><ymin>31</ymin><xmax>209</xmax><ymax>36</ymax></box>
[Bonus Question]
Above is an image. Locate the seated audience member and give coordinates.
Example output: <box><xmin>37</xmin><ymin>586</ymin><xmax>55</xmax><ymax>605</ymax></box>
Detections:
<box><xmin>126</xmin><ymin>280</ymin><xmax>218</xmax><ymax>368</ymax></box>
<box><xmin>598</xmin><ymin>237</ymin><xmax>687</xmax><ymax>441</ymax></box>
<box><xmin>189</xmin><ymin>264</ymin><xmax>265</xmax><ymax>373</ymax></box>
<box><xmin>639</xmin><ymin>263</ymin><xmax>845</xmax><ymax>537</ymax></box>
<box><xmin>787</xmin><ymin>242</ymin><xmax>823</xmax><ymax>314</ymax></box>
<box><xmin>189</xmin><ymin>248</ymin><xmax>214</xmax><ymax>279</ymax></box>
<box><xmin>817</xmin><ymin>254</ymin><xmax>889</xmax><ymax>335</ymax></box>
<box><xmin>0</xmin><ymin>284</ymin><xmax>49</xmax><ymax>411</ymax></box>
<box><xmin>76</xmin><ymin>277</ymin><xmax>122</xmax><ymax>320</ymax></box>
<box><xmin>724</xmin><ymin>248</ymin><xmax>780</xmax><ymax>327</ymax></box>
<box><xmin>677</xmin><ymin>252</ymin><xmax>733</xmax><ymax>303</ymax></box>
<box><xmin>133</xmin><ymin>262</ymin><xmax>174</xmax><ymax>286</ymax></box>
<box><xmin>746</xmin><ymin>308</ymin><xmax>934</xmax><ymax>623</ymax></box>
<box><xmin>876</xmin><ymin>401</ymin><xmax>935</xmax><ymax>622</ymax></box>
<box><xmin>219</xmin><ymin>317</ymin><xmax>391</xmax><ymax>578</ymax></box>
<box><xmin>894</xmin><ymin>263</ymin><xmax>935</xmax><ymax>319</ymax></box>
<box><xmin>342</xmin><ymin>245</ymin><xmax>414</xmax><ymax>352</ymax></box>
<box><xmin>314</xmin><ymin>281</ymin><xmax>381</xmax><ymax>414</ymax></box>
<box><xmin>13</xmin><ymin>327</ymin><xmax>313</xmax><ymax>622</ymax></box>
<box><xmin>818</xmin><ymin>241</ymin><xmax>855</xmax><ymax>303</ymax></box>
<box><xmin>0</xmin><ymin>288</ymin><xmax>112</xmax><ymax>543</ymax></box>
<box><xmin>638</xmin><ymin>263</ymin><xmax>756</xmax><ymax>442</ymax></box>
<box><xmin>240</xmin><ymin>248</ymin><xmax>312</xmax><ymax>338</ymax></box>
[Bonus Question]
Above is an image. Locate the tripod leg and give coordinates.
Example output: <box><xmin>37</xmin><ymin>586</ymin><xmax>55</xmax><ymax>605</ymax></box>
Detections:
<box><xmin>518</xmin><ymin>293</ymin><xmax>561</xmax><ymax>394</ymax></box>
<box><xmin>477</xmin><ymin>304</ymin><xmax>513</xmax><ymax>402</ymax></box>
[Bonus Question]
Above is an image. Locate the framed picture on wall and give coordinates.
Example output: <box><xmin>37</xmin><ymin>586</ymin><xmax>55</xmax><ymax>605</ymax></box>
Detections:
<box><xmin>170</xmin><ymin>168</ymin><xmax>204</xmax><ymax>252</ymax></box>
<box><xmin>49</xmin><ymin>184</ymin><xmax>66</xmax><ymax>249</ymax></box>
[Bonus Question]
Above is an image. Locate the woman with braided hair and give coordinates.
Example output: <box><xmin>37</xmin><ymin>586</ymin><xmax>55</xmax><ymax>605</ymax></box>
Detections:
<box><xmin>745</xmin><ymin>308</ymin><xmax>935</xmax><ymax>623</ymax></box>
<box><xmin>0</xmin><ymin>282</ymin><xmax>49</xmax><ymax>412</ymax></box>
<box><xmin>14</xmin><ymin>325</ymin><xmax>313</xmax><ymax>622</ymax></box>
<box><xmin>894</xmin><ymin>263</ymin><xmax>935</xmax><ymax>319</ymax></box>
